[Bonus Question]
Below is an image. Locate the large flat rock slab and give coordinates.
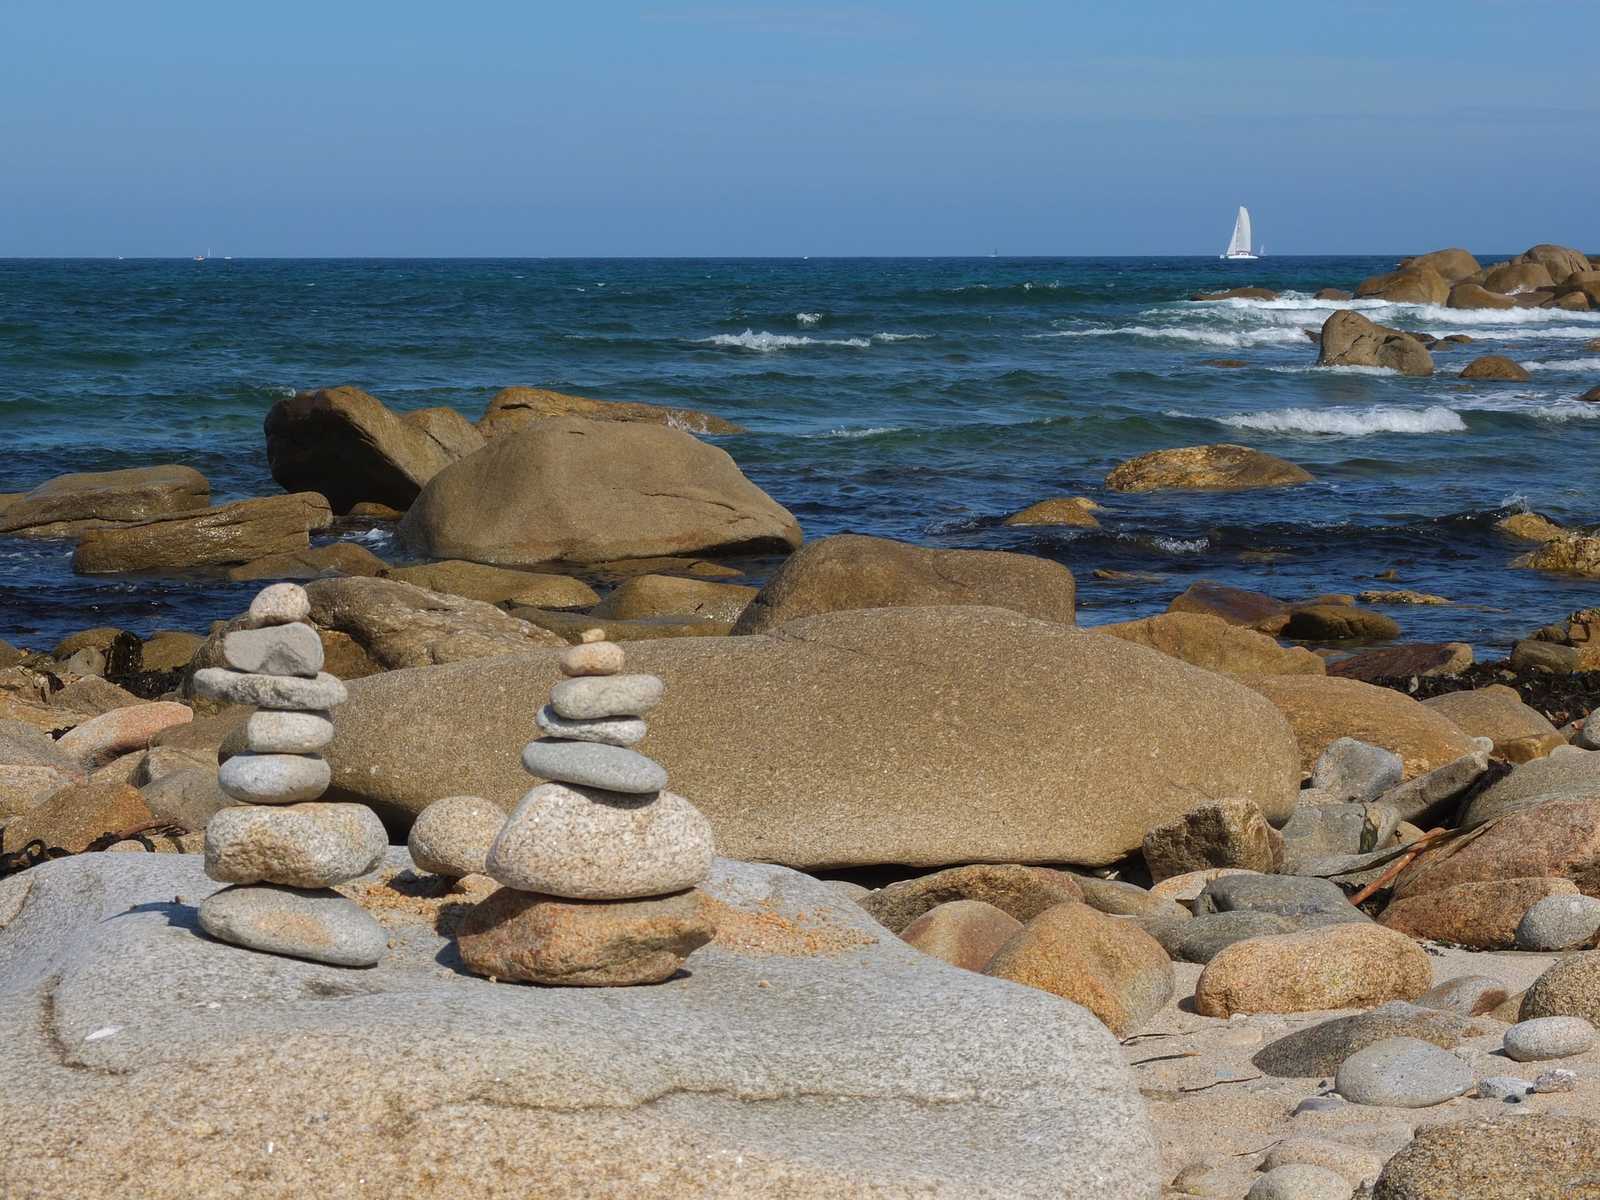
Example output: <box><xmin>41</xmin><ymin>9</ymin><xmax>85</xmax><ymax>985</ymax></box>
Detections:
<box><xmin>0</xmin><ymin>852</ymin><xmax>1158</xmax><ymax>1199</ymax></box>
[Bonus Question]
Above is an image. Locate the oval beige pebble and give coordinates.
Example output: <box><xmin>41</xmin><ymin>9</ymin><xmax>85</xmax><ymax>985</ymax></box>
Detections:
<box><xmin>244</xmin><ymin>709</ymin><xmax>335</xmax><ymax>754</ymax></box>
<box><xmin>198</xmin><ymin>884</ymin><xmax>386</xmax><ymax>967</ymax></box>
<box><xmin>485</xmin><ymin>782</ymin><xmax>714</xmax><ymax>899</ymax></box>
<box><xmin>559</xmin><ymin>640</ymin><xmax>626</xmax><ymax>678</ymax></box>
<box><xmin>204</xmin><ymin>802</ymin><xmax>387</xmax><ymax>887</ymax></box>
<box><xmin>1194</xmin><ymin>922</ymin><xmax>1432</xmax><ymax>1017</ymax></box>
<box><xmin>217</xmin><ymin>753</ymin><xmax>331</xmax><ymax>804</ymax></box>
<box><xmin>247</xmin><ymin>582</ymin><xmax>311</xmax><ymax>627</ymax></box>
<box><xmin>408</xmin><ymin>795</ymin><xmax>507</xmax><ymax>878</ymax></box>
<box><xmin>1504</xmin><ymin>1015</ymin><xmax>1597</xmax><ymax>1062</ymax></box>
<box><xmin>56</xmin><ymin>702</ymin><xmax>194</xmax><ymax>770</ymax></box>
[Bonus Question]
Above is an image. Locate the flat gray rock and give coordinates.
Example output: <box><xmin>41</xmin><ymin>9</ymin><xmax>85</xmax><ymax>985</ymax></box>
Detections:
<box><xmin>244</xmin><ymin>709</ymin><xmax>335</xmax><ymax>755</ymax></box>
<box><xmin>1334</xmin><ymin>1036</ymin><xmax>1473</xmax><ymax>1107</ymax></box>
<box><xmin>198</xmin><ymin>883</ymin><xmax>387</xmax><ymax>967</ymax></box>
<box><xmin>1376</xmin><ymin>751</ymin><xmax>1488</xmax><ymax>825</ymax></box>
<box><xmin>1254</xmin><ymin>1001</ymin><xmax>1486</xmax><ymax>1077</ymax></box>
<box><xmin>192</xmin><ymin>668</ymin><xmax>348</xmax><ymax>711</ymax></box>
<box><xmin>1311</xmin><ymin>737</ymin><xmax>1403</xmax><ymax>804</ymax></box>
<box><xmin>548</xmin><ymin>673</ymin><xmax>664</xmax><ymax>720</ymax></box>
<box><xmin>1197</xmin><ymin>873</ymin><xmax>1359</xmax><ymax>920</ymax></box>
<box><xmin>222</xmin><ymin>622</ymin><xmax>324</xmax><ymax>678</ymax></box>
<box><xmin>521</xmin><ymin>739</ymin><xmax>667</xmax><ymax>794</ymax></box>
<box><xmin>1174</xmin><ymin>910</ymin><xmax>1296</xmax><ymax>964</ymax></box>
<box><xmin>1477</xmin><ymin>1075</ymin><xmax>1535</xmax><ymax>1101</ymax></box>
<box><xmin>205</xmin><ymin>802</ymin><xmax>388</xmax><ymax>887</ymax></box>
<box><xmin>534</xmin><ymin>705</ymin><xmax>646</xmax><ymax>747</ymax></box>
<box><xmin>486</xmin><ymin>782</ymin><xmax>713</xmax><ymax>899</ymax></box>
<box><xmin>0</xmin><ymin>852</ymin><xmax>1160</xmax><ymax>1198</ymax></box>
<box><xmin>1515</xmin><ymin>894</ymin><xmax>1600</xmax><ymax>951</ymax></box>
<box><xmin>218</xmin><ymin>752</ymin><xmax>331</xmax><ymax>804</ymax></box>
<box><xmin>1504</xmin><ymin>1016</ymin><xmax>1596</xmax><ymax>1062</ymax></box>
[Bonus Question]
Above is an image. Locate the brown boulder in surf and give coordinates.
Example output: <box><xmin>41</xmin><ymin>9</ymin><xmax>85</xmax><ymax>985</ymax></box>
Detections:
<box><xmin>1105</xmin><ymin>444</ymin><xmax>1313</xmax><ymax>493</ymax></box>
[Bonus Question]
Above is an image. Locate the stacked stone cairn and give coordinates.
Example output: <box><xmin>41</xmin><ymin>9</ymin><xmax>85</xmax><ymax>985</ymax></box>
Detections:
<box><xmin>190</xmin><ymin>583</ymin><xmax>389</xmax><ymax>967</ymax></box>
<box><xmin>456</xmin><ymin>630</ymin><xmax>717</xmax><ymax>986</ymax></box>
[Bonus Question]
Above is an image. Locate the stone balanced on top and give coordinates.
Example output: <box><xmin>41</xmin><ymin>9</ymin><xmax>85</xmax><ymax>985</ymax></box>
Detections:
<box><xmin>190</xmin><ymin>583</ymin><xmax>389</xmax><ymax>967</ymax></box>
<box><xmin>456</xmin><ymin>630</ymin><xmax>717</xmax><ymax>986</ymax></box>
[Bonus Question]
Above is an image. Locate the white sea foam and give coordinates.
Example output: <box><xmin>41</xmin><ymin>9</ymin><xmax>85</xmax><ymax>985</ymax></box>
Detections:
<box><xmin>1037</xmin><ymin>325</ymin><xmax>1309</xmax><ymax>348</ymax></box>
<box><xmin>1151</xmin><ymin>536</ymin><xmax>1209</xmax><ymax>554</ymax></box>
<box><xmin>700</xmin><ymin>329</ymin><xmax>871</xmax><ymax>351</ymax></box>
<box><xmin>1267</xmin><ymin>364</ymin><xmax>1398</xmax><ymax>376</ymax></box>
<box><xmin>872</xmin><ymin>332</ymin><xmax>932</xmax><ymax>342</ymax></box>
<box><xmin>796</xmin><ymin>311</ymin><xmax>822</xmax><ymax>325</ymax></box>
<box><xmin>802</xmin><ymin>425</ymin><xmax>903</xmax><ymax>439</ymax></box>
<box><xmin>1220</xmin><ymin>405</ymin><xmax>1466</xmax><ymax>436</ymax></box>
<box><xmin>1521</xmin><ymin>356</ymin><xmax>1600</xmax><ymax>371</ymax></box>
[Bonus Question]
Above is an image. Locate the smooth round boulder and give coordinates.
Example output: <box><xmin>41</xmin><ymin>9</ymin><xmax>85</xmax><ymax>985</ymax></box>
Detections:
<box><xmin>321</xmin><ymin>606</ymin><xmax>1303</xmax><ymax>869</ymax></box>
<box><xmin>1247</xmin><ymin>1164</ymin><xmax>1353</xmax><ymax>1200</ymax></box>
<box><xmin>217</xmin><ymin>753</ymin><xmax>332</xmax><ymax>805</ymax></box>
<box><xmin>857</xmin><ymin>864</ymin><xmax>1085</xmax><ymax>932</ymax></box>
<box><xmin>1334</xmin><ymin>1037</ymin><xmax>1472</xmax><ymax>1107</ymax></box>
<box><xmin>984</xmin><ymin>901</ymin><xmax>1175</xmax><ymax>1036</ymax></box>
<box><xmin>1503</xmin><ymin>1016</ymin><xmax>1596</xmax><ymax>1062</ymax></box>
<box><xmin>407</xmin><ymin>794</ymin><xmax>507</xmax><ymax>878</ymax></box>
<box><xmin>900</xmin><ymin>899</ymin><xmax>1022</xmax><ymax>971</ymax></box>
<box><xmin>1194</xmin><ymin>923</ymin><xmax>1432</xmax><ymax>1017</ymax></box>
<box><xmin>485</xmin><ymin>782</ymin><xmax>714</xmax><ymax>899</ymax></box>
<box><xmin>204</xmin><ymin>802</ymin><xmax>387</xmax><ymax>887</ymax></box>
<box><xmin>1460</xmin><ymin>354</ymin><xmax>1531</xmax><ymax>382</ymax></box>
<box><xmin>397</xmin><ymin>416</ymin><xmax>803</xmax><ymax>565</ymax></box>
<box><xmin>1246</xmin><ymin>675</ymin><xmax>1475</xmax><ymax>778</ymax></box>
<box><xmin>1516</xmin><ymin>894</ymin><xmax>1600</xmax><ymax>951</ymax></box>
<box><xmin>197</xmin><ymin>884</ymin><xmax>387</xmax><ymax>967</ymax></box>
<box><xmin>1521</xmin><ymin>952</ymin><xmax>1600</xmax><ymax>1023</ymax></box>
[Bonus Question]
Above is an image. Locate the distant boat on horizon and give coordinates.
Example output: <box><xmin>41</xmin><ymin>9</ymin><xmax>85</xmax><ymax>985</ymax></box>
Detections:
<box><xmin>1220</xmin><ymin>207</ymin><xmax>1260</xmax><ymax>261</ymax></box>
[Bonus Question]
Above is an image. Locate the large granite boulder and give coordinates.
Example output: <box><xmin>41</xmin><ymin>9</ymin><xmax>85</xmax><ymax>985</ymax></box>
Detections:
<box><xmin>1354</xmin><ymin>264</ymin><xmax>1449</xmax><ymax>304</ymax></box>
<box><xmin>1245</xmin><ymin>674</ymin><xmax>1476</xmax><ymax>778</ymax></box>
<box><xmin>1317</xmin><ymin>311</ymin><xmax>1434</xmax><ymax>375</ymax></box>
<box><xmin>1483</xmin><ymin>261</ymin><xmax>1555</xmax><ymax>293</ymax></box>
<box><xmin>1372</xmin><ymin>1116</ymin><xmax>1600</xmax><ymax>1199</ymax></box>
<box><xmin>1104</xmin><ymin>444</ymin><xmax>1312</xmax><ymax>493</ymax></box>
<box><xmin>1167</xmin><ymin>580</ymin><xmax>1291</xmax><ymax>633</ymax></box>
<box><xmin>401</xmin><ymin>405</ymin><xmax>485</xmax><ymax>461</ymax></box>
<box><xmin>1460</xmin><ymin>354</ymin><xmax>1531</xmax><ymax>382</ymax></box>
<box><xmin>398</xmin><ymin>417</ymin><xmax>802</xmax><ymax>566</ymax></box>
<box><xmin>477</xmin><ymin>386</ymin><xmax>744</xmax><ymax>437</ymax></box>
<box><xmin>731</xmin><ymin>534</ymin><xmax>1075</xmax><ymax>634</ymax></box>
<box><xmin>1392</xmin><ymin>799</ymin><xmax>1600</xmax><ymax>900</ymax></box>
<box><xmin>1398</xmin><ymin>248</ymin><xmax>1480</xmax><ymax>284</ymax></box>
<box><xmin>1446</xmin><ymin>282</ymin><xmax>1516</xmax><ymax>310</ymax></box>
<box><xmin>1421</xmin><ymin>685</ymin><xmax>1562</xmax><ymax>761</ymax></box>
<box><xmin>380</xmin><ymin>560</ymin><xmax>599</xmax><ymax>608</ymax></box>
<box><xmin>0</xmin><ymin>465</ymin><xmax>210</xmax><ymax>537</ymax></box>
<box><xmin>1518</xmin><ymin>243</ymin><xmax>1591</xmax><ymax>285</ymax></box>
<box><xmin>70</xmin><ymin>493</ymin><xmax>333</xmax><ymax>574</ymax></box>
<box><xmin>1514</xmin><ymin>534</ymin><xmax>1600</xmax><ymax>579</ymax></box>
<box><xmin>264</xmin><ymin>386</ymin><xmax>469</xmax><ymax>514</ymax></box>
<box><xmin>1095</xmin><ymin>612</ymin><xmax>1324</xmax><ymax>676</ymax></box>
<box><xmin>1462</xmin><ymin>751</ymin><xmax>1600</xmax><ymax>826</ymax></box>
<box><xmin>323</xmin><ymin>606</ymin><xmax>1301</xmax><ymax>867</ymax></box>
<box><xmin>0</xmin><ymin>852</ymin><xmax>1160</xmax><ymax>1199</ymax></box>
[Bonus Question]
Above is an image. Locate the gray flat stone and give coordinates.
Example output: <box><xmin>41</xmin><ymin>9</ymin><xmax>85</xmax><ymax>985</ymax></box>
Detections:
<box><xmin>0</xmin><ymin>852</ymin><xmax>1160</xmax><ymax>1198</ymax></box>
<box><xmin>198</xmin><ymin>883</ymin><xmax>387</xmax><ymax>967</ymax></box>
<box><xmin>247</xmin><ymin>581</ymin><xmax>311</xmax><ymax>626</ymax></box>
<box><xmin>222</xmin><ymin>622</ymin><xmax>324</xmax><ymax>678</ymax></box>
<box><xmin>1515</xmin><ymin>894</ymin><xmax>1600</xmax><ymax>951</ymax></box>
<box><xmin>1504</xmin><ymin>1016</ymin><xmax>1597</xmax><ymax>1062</ymax></box>
<box><xmin>1375</xmin><ymin>751</ymin><xmax>1488</xmax><ymax>825</ymax></box>
<box><xmin>243</xmin><ymin>709</ymin><xmax>335</xmax><ymax>755</ymax></box>
<box><xmin>548</xmin><ymin>673</ymin><xmax>663</xmax><ymax>721</ymax></box>
<box><xmin>1174</xmin><ymin>911</ymin><xmax>1296</xmax><ymax>964</ymax></box>
<box><xmin>534</xmin><ymin>705</ymin><xmax>646</xmax><ymax>747</ymax></box>
<box><xmin>1311</xmin><ymin>737</ymin><xmax>1403</xmax><ymax>804</ymax></box>
<box><xmin>192</xmin><ymin>668</ymin><xmax>348</xmax><ymax>711</ymax></box>
<box><xmin>487</xmin><ymin>781</ymin><xmax>713</xmax><ymax>899</ymax></box>
<box><xmin>1254</xmin><ymin>1001</ymin><xmax>1486</xmax><ymax>1077</ymax></box>
<box><xmin>1478</xmin><ymin>1075</ymin><xmax>1535</xmax><ymax>1101</ymax></box>
<box><xmin>218</xmin><ymin>753</ymin><xmax>331</xmax><ymax>804</ymax></box>
<box><xmin>407</xmin><ymin>794</ymin><xmax>506</xmax><ymax>878</ymax></box>
<box><xmin>1334</xmin><ymin>1036</ymin><xmax>1473</xmax><ymax>1107</ymax></box>
<box><xmin>1197</xmin><ymin>873</ymin><xmax>1359</xmax><ymax>920</ymax></box>
<box><xmin>521</xmin><ymin>739</ymin><xmax>667</xmax><ymax>794</ymax></box>
<box><xmin>204</xmin><ymin>802</ymin><xmax>388</xmax><ymax>887</ymax></box>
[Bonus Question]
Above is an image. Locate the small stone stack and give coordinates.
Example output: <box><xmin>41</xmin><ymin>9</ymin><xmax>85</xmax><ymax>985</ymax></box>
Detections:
<box><xmin>190</xmin><ymin>583</ymin><xmax>388</xmax><ymax>968</ymax></box>
<box><xmin>457</xmin><ymin>630</ymin><xmax>717</xmax><ymax>986</ymax></box>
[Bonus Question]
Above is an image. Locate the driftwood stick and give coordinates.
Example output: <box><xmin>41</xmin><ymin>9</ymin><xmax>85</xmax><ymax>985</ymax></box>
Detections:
<box><xmin>1348</xmin><ymin>827</ymin><xmax>1449</xmax><ymax>906</ymax></box>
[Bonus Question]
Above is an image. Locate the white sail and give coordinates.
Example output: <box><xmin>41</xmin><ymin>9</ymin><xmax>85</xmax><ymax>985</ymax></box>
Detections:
<box><xmin>1225</xmin><ymin>207</ymin><xmax>1252</xmax><ymax>257</ymax></box>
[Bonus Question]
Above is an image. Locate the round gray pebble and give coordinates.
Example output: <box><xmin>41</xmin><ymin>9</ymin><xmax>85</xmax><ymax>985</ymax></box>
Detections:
<box><xmin>485</xmin><ymin>781</ymin><xmax>714</xmax><ymax>899</ymax></box>
<box><xmin>218</xmin><ymin>753</ymin><xmax>331</xmax><ymax>804</ymax></box>
<box><xmin>1515</xmin><ymin>894</ymin><xmax>1600</xmax><ymax>952</ymax></box>
<box><xmin>407</xmin><ymin>795</ymin><xmax>506</xmax><ymax>878</ymax></box>
<box><xmin>192</xmin><ymin>668</ymin><xmax>347</xmax><ymax>711</ymax></box>
<box><xmin>521</xmin><ymin>739</ymin><xmax>667</xmax><ymax>794</ymax></box>
<box><xmin>204</xmin><ymin>802</ymin><xmax>387</xmax><ymax>887</ymax></box>
<box><xmin>198</xmin><ymin>884</ymin><xmax>387</xmax><ymax>967</ymax></box>
<box><xmin>1334</xmin><ymin>1037</ymin><xmax>1473</xmax><ymax>1107</ymax></box>
<box><xmin>548</xmin><ymin>673</ymin><xmax>663</xmax><ymax>721</ymax></box>
<box><xmin>534</xmin><ymin>705</ymin><xmax>646</xmax><ymax>747</ymax></box>
<box><xmin>244</xmin><ymin>709</ymin><xmax>335</xmax><ymax>754</ymax></box>
<box><xmin>1247</xmin><ymin>1163</ymin><xmax>1353</xmax><ymax>1200</ymax></box>
<box><xmin>1504</xmin><ymin>1016</ymin><xmax>1597</xmax><ymax>1062</ymax></box>
<box><xmin>247</xmin><ymin>582</ymin><xmax>311</xmax><ymax>627</ymax></box>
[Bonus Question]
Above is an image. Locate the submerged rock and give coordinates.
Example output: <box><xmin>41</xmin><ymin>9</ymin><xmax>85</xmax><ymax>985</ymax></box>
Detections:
<box><xmin>1104</xmin><ymin>443</ymin><xmax>1313</xmax><ymax>492</ymax></box>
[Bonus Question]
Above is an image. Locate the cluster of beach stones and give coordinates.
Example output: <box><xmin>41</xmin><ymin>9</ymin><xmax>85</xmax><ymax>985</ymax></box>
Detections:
<box><xmin>191</xmin><ymin>583</ymin><xmax>388</xmax><ymax>967</ymax></box>
<box><xmin>452</xmin><ymin>630</ymin><xmax>718</xmax><ymax>986</ymax></box>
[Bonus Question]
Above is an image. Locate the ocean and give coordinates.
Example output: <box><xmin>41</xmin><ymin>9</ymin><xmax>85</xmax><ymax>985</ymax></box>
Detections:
<box><xmin>2</xmin><ymin>256</ymin><xmax>1597</xmax><ymax>652</ymax></box>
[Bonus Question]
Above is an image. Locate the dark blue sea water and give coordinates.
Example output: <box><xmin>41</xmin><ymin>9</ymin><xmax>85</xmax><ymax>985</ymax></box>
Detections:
<box><xmin>2</xmin><ymin>256</ymin><xmax>1598</xmax><ymax>652</ymax></box>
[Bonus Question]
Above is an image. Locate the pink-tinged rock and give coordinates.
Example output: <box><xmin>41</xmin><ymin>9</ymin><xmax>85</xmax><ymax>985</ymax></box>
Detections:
<box><xmin>1392</xmin><ymin>799</ymin><xmax>1600</xmax><ymax>900</ymax></box>
<box><xmin>1380</xmin><ymin>877</ymin><xmax>1579</xmax><ymax>949</ymax></box>
<box><xmin>0</xmin><ymin>765</ymin><xmax>78</xmax><ymax>819</ymax></box>
<box><xmin>56</xmin><ymin>702</ymin><xmax>194</xmax><ymax>770</ymax></box>
<box><xmin>900</xmin><ymin>900</ymin><xmax>1023</xmax><ymax>972</ymax></box>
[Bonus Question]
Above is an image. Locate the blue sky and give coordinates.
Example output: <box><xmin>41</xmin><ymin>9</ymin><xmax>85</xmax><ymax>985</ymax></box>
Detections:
<box><xmin>3</xmin><ymin>1</ymin><xmax>1595</xmax><ymax>256</ymax></box>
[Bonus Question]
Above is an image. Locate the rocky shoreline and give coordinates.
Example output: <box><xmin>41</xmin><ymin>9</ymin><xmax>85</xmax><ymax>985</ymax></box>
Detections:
<box><xmin>3</xmin><ymin>245</ymin><xmax>1600</xmax><ymax>1197</ymax></box>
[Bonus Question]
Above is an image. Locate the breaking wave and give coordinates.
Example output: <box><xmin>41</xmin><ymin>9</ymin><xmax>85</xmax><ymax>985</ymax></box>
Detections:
<box><xmin>700</xmin><ymin>329</ymin><xmax>929</xmax><ymax>351</ymax></box>
<box><xmin>1037</xmin><ymin>325</ymin><xmax>1311</xmax><ymax>348</ymax></box>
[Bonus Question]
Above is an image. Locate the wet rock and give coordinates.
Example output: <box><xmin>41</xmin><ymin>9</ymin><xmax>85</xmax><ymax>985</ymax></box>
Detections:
<box><xmin>1105</xmin><ymin>444</ymin><xmax>1313</xmax><ymax>493</ymax></box>
<box><xmin>1166</xmin><ymin>580</ymin><xmax>1291</xmax><ymax>633</ymax></box>
<box><xmin>71</xmin><ymin>493</ymin><xmax>333</xmax><ymax>574</ymax></box>
<box><xmin>1317</xmin><ymin>311</ymin><xmax>1433</xmax><ymax>375</ymax></box>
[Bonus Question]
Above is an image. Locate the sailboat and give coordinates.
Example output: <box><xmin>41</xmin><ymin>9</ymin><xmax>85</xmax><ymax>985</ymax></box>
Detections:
<box><xmin>1220</xmin><ymin>207</ymin><xmax>1259</xmax><ymax>261</ymax></box>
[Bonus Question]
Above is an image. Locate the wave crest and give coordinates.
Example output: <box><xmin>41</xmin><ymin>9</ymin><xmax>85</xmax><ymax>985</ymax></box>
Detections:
<box><xmin>1220</xmin><ymin>405</ymin><xmax>1466</xmax><ymax>436</ymax></box>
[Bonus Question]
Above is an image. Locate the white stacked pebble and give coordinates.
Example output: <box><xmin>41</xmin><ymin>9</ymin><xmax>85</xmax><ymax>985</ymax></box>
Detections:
<box><xmin>454</xmin><ymin>630</ymin><xmax>717</xmax><ymax>986</ymax></box>
<box><xmin>191</xmin><ymin>583</ymin><xmax>388</xmax><ymax>967</ymax></box>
